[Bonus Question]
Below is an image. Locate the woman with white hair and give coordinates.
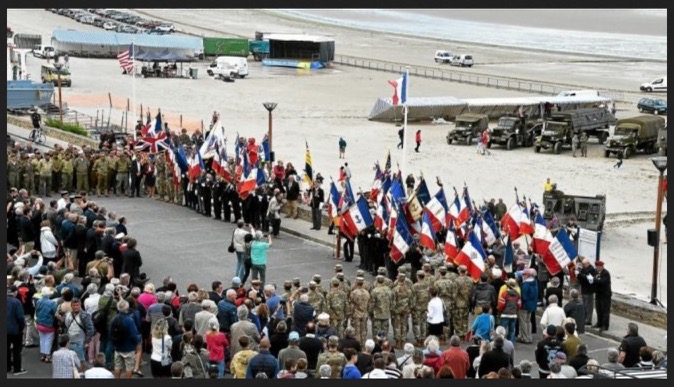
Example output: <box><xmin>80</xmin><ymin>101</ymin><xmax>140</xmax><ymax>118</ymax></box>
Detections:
<box><xmin>83</xmin><ymin>283</ymin><xmax>101</xmax><ymax>365</ymax></box>
<box><xmin>35</xmin><ymin>287</ymin><xmax>57</xmax><ymax>363</ymax></box>
<box><xmin>39</xmin><ymin>219</ymin><xmax>59</xmax><ymax>264</ymax></box>
<box><xmin>150</xmin><ymin>318</ymin><xmax>173</xmax><ymax>378</ymax></box>
<box><xmin>250</xmin><ymin>228</ymin><xmax>272</xmax><ymax>286</ymax></box>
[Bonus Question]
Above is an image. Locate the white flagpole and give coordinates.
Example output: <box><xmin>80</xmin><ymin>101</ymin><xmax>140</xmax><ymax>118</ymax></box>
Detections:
<box><xmin>401</xmin><ymin>69</ymin><xmax>409</xmax><ymax>177</ymax></box>
<box><xmin>132</xmin><ymin>41</ymin><xmax>136</xmax><ymax>141</ymax></box>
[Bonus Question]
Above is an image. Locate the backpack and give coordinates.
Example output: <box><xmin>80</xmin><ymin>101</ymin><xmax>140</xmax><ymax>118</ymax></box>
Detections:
<box><xmin>109</xmin><ymin>315</ymin><xmax>125</xmax><ymax>343</ymax></box>
<box><xmin>92</xmin><ymin>297</ymin><xmax>113</xmax><ymax>332</ymax></box>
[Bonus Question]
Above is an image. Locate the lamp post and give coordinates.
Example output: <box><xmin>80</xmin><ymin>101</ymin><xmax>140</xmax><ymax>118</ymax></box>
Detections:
<box><xmin>649</xmin><ymin>156</ymin><xmax>667</xmax><ymax>306</ymax></box>
<box><xmin>53</xmin><ymin>62</ymin><xmax>63</xmax><ymax>125</ymax></box>
<box><xmin>263</xmin><ymin>102</ymin><xmax>277</xmax><ymax>162</ymax></box>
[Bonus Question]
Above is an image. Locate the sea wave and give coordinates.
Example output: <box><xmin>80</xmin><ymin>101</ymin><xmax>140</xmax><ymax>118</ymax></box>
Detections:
<box><xmin>273</xmin><ymin>9</ymin><xmax>667</xmax><ymax>61</ymax></box>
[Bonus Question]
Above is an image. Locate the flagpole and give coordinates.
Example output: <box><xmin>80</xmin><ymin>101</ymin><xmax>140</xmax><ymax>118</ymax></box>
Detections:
<box><xmin>132</xmin><ymin>40</ymin><xmax>136</xmax><ymax>141</ymax></box>
<box><xmin>401</xmin><ymin>69</ymin><xmax>409</xmax><ymax>178</ymax></box>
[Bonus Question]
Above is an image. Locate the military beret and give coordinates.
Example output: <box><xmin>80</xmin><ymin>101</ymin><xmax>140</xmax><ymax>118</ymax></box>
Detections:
<box><xmin>331</xmin><ymin>278</ymin><xmax>340</xmax><ymax>286</ymax></box>
<box><xmin>376</xmin><ymin>275</ymin><xmax>385</xmax><ymax>283</ymax></box>
<box><xmin>417</xmin><ymin>270</ymin><xmax>425</xmax><ymax>277</ymax></box>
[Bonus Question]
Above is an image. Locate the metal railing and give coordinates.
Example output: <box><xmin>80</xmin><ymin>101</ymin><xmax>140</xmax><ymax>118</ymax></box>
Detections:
<box><xmin>333</xmin><ymin>55</ymin><xmax>626</xmax><ymax>102</ymax></box>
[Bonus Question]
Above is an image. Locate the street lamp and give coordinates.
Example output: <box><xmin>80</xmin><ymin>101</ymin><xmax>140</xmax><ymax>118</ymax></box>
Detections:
<box><xmin>648</xmin><ymin>156</ymin><xmax>667</xmax><ymax>306</ymax></box>
<box><xmin>263</xmin><ymin>102</ymin><xmax>277</xmax><ymax>162</ymax></box>
<box><xmin>53</xmin><ymin>62</ymin><xmax>63</xmax><ymax>125</ymax></box>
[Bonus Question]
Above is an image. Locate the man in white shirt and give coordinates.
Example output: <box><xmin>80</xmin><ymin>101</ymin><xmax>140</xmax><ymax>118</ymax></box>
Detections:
<box><xmin>57</xmin><ymin>190</ymin><xmax>69</xmax><ymax>211</ymax></box>
<box><xmin>362</xmin><ymin>357</ymin><xmax>388</xmax><ymax>379</ymax></box>
<box><xmin>84</xmin><ymin>353</ymin><xmax>114</xmax><ymax>379</ymax></box>
<box><xmin>540</xmin><ymin>295</ymin><xmax>566</xmax><ymax>330</ymax></box>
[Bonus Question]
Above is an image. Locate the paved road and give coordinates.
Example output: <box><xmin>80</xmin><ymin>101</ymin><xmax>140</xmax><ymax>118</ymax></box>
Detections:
<box><xmin>8</xmin><ymin>194</ymin><xmax>622</xmax><ymax>379</ymax></box>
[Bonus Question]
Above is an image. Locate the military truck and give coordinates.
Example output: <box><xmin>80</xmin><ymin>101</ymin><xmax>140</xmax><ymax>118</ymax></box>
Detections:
<box><xmin>543</xmin><ymin>190</ymin><xmax>606</xmax><ymax>232</ymax></box>
<box><xmin>487</xmin><ymin>116</ymin><xmax>543</xmax><ymax>150</ymax></box>
<box><xmin>604</xmin><ymin>115</ymin><xmax>665</xmax><ymax>159</ymax></box>
<box><xmin>446</xmin><ymin>113</ymin><xmax>489</xmax><ymax>145</ymax></box>
<box><xmin>657</xmin><ymin>124</ymin><xmax>667</xmax><ymax>156</ymax></box>
<box><xmin>534</xmin><ymin>108</ymin><xmax>616</xmax><ymax>154</ymax></box>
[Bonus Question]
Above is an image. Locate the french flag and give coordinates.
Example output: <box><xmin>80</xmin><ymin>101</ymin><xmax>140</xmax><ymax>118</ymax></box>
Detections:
<box><xmin>387</xmin><ymin>200</ymin><xmax>398</xmax><ymax>241</ymax></box>
<box><xmin>370</xmin><ymin>162</ymin><xmax>384</xmax><ymax>200</ymax></box>
<box><xmin>454</xmin><ymin>231</ymin><xmax>487</xmax><ymax>281</ymax></box>
<box><xmin>501</xmin><ymin>203</ymin><xmax>523</xmax><ymax>241</ymax></box>
<box><xmin>374</xmin><ymin>195</ymin><xmax>388</xmax><ymax>233</ymax></box>
<box><xmin>425</xmin><ymin>188</ymin><xmax>448</xmax><ymax>232</ymax></box>
<box><xmin>444</xmin><ymin>222</ymin><xmax>460</xmax><ymax>263</ymax></box>
<box><xmin>327</xmin><ymin>182</ymin><xmax>341</xmax><ymax>220</ymax></box>
<box><xmin>388</xmin><ymin>72</ymin><xmax>408</xmax><ymax>106</ymax></box>
<box><xmin>188</xmin><ymin>152</ymin><xmax>204</xmax><ymax>181</ymax></box>
<box><xmin>420</xmin><ymin>212</ymin><xmax>437</xmax><ymax>251</ymax></box>
<box><xmin>261</xmin><ymin>134</ymin><xmax>270</xmax><ymax>163</ymax></box>
<box><xmin>448</xmin><ymin>194</ymin><xmax>461</xmax><ymax>230</ymax></box>
<box><xmin>342</xmin><ymin>197</ymin><xmax>374</xmax><ymax>236</ymax></box>
<box><xmin>238</xmin><ymin>168</ymin><xmax>257</xmax><ymax>200</ymax></box>
<box><xmin>481</xmin><ymin>211</ymin><xmax>500</xmax><ymax>246</ymax></box>
<box><xmin>416</xmin><ymin>178</ymin><xmax>432</xmax><ymax>206</ymax></box>
<box><xmin>532</xmin><ymin>212</ymin><xmax>553</xmax><ymax>256</ymax></box>
<box><xmin>519</xmin><ymin>204</ymin><xmax>535</xmax><ymax>236</ymax></box>
<box><xmin>544</xmin><ymin>228</ymin><xmax>577</xmax><ymax>276</ymax></box>
<box><xmin>454</xmin><ymin>189</ymin><xmax>472</xmax><ymax>229</ymax></box>
<box><xmin>390</xmin><ymin>204</ymin><xmax>414</xmax><ymax>264</ymax></box>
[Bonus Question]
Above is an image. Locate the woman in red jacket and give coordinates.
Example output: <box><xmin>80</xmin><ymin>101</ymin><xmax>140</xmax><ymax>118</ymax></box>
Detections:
<box><xmin>205</xmin><ymin>321</ymin><xmax>229</xmax><ymax>378</ymax></box>
<box><xmin>415</xmin><ymin>130</ymin><xmax>422</xmax><ymax>152</ymax></box>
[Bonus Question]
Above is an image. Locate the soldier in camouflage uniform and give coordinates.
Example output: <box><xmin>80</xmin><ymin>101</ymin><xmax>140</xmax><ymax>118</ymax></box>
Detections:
<box><xmin>178</xmin><ymin>128</ymin><xmax>191</xmax><ymax>146</ymax></box>
<box><xmin>331</xmin><ymin>264</ymin><xmax>350</xmax><ymax>287</ymax></box>
<box><xmin>348</xmin><ymin>277</ymin><xmax>370</xmax><ymax>345</ymax></box>
<box><xmin>107</xmin><ymin>151</ymin><xmax>118</xmax><ymax>195</ymax></box>
<box><xmin>422</xmin><ymin>262</ymin><xmax>435</xmax><ymax>289</ymax></box>
<box><xmin>155</xmin><ymin>153</ymin><xmax>166</xmax><ymax>201</ymax></box>
<box><xmin>93</xmin><ymin>152</ymin><xmax>109</xmax><ymax>197</ymax></box>
<box><xmin>445</xmin><ymin>262</ymin><xmax>459</xmax><ymax>282</ymax></box>
<box><xmin>315</xmin><ymin>336</ymin><xmax>347</xmax><ymax>379</ymax></box>
<box><xmin>326</xmin><ymin>278</ymin><xmax>347</xmax><ymax>338</ymax></box>
<box><xmin>38</xmin><ymin>153</ymin><xmax>54</xmax><ymax>196</ymax></box>
<box><xmin>449</xmin><ymin>265</ymin><xmax>474</xmax><ymax>339</ymax></box>
<box><xmin>397</xmin><ymin>266</ymin><xmax>414</xmax><ymax>288</ymax></box>
<box><xmin>7</xmin><ymin>153</ymin><xmax>21</xmax><ymax>189</ymax></box>
<box><xmin>355</xmin><ymin>269</ymin><xmax>372</xmax><ymax>292</ymax></box>
<box><xmin>22</xmin><ymin>155</ymin><xmax>36</xmax><ymax>194</ymax></box>
<box><xmin>307</xmin><ymin>281</ymin><xmax>325</xmax><ymax>315</ymax></box>
<box><xmin>89</xmin><ymin>153</ymin><xmax>99</xmax><ymax>194</ymax></box>
<box><xmin>335</xmin><ymin>272</ymin><xmax>350</xmax><ymax>297</ymax></box>
<box><xmin>377</xmin><ymin>266</ymin><xmax>394</xmax><ymax>288</ymax></box>
<box><xmin>51</xmin><ymin>152</ymin><xmax>63</xmax><ymax>193</ymax></box>
<box><xmin>61</xmin><ymin>153</ymin><xmax>73</xmax><ymax>191</ymax></box>
<box><xmin>312</xmin><ymin>274</ymin><xmax>328</xmax><ymax>299</ymax></box>
<box><xmin>368</xmin><ymin>275</ymin><xmax>393</xmax><ymax>339</ymax></box>
<box><xmin>74</xmin><ymin>152</ymin><xmax>90</xmax><ymax>193</ymax></box>
<box><xmin>115</xmin><ymin>153</ymin><xmax>130</xmax><ymax>196</ymax></box>
<box><xmin>391</xmin><ymin>272</ymin><xmax>413</xmax><ymax>349</ymax></box>
<box><xmin>434</xmin><ymin>266</ymin><xmax>454</xmax><ymax>344</ymax></box>
<box><xmin>165</xmin><ymin>160</ymin><xmax>175</xmax><ymax>203</ymax></box>
<box><xmin>280</xmin><ymin>280</ymin><xmax>293</xmax><ymax>315</ymax></box>
<box><xmin>411</xmin><ymin>270</ymin><xmax>430</xmax><ymax>345</ymax></box>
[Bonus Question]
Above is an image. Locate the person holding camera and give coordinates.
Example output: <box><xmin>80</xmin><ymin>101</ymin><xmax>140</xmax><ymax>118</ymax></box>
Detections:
<box><xmin>250</xmin><ymin>227</ymin><xmax>272</xmax><ymax>286</ymax></box>
<box><xmin>266</xmin><ymin>190</ymin><xmax>285</xmax><ymax>238</ymax></box>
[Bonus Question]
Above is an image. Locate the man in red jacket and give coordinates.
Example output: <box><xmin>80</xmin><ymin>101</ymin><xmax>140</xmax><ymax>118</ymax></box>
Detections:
<box><xmin>439</xmin><ymin>335</ymin><xmax>470</xmax><ymax>378</ymax></box>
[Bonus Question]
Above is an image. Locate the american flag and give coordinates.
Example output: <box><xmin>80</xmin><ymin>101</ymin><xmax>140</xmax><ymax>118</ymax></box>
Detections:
<box><xmin>117</xmin><ymin>44</ymin><xmax>134</xmax><ymax>74</ymax></box>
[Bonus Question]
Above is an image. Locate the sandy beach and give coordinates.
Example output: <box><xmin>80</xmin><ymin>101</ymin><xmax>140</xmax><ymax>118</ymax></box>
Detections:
<box><xmin>7</xmin><ymin>9</ymin><xmax>668</xmax><ymax>304</ymax></box>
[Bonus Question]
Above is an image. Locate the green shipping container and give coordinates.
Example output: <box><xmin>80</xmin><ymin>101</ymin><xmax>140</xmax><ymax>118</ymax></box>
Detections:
<box><xmin>203</xmin><ymin>37</ymin><xmax>249</xmax><ymax>57</ymax></box>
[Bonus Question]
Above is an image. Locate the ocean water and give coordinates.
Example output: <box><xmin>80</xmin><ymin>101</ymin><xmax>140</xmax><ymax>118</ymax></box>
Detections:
<box><xmin>273</xmin><ymin>9</ymin><xmax>667</xmax><ymax>61</ymax></box>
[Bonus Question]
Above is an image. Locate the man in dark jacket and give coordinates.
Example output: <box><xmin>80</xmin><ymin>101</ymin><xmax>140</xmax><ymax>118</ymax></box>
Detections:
<box><xmin>285</xmin><ymin>175</ymin><xmax>300</xmax><ymax>219</ymax></box>
<box><xmin>576</xmin><ymin>257</ymin><xmax>596</xmax><ymax>326</ymax></box>
<box><xmin>478</xmin><ymin>336</ymin><xmax>511</xmax><ymax>378</ymax></box>
<box><xmin>563</xmin><ymin>289</ymin><xmax>586</xmax><ymax>334</ymax></box>
<box><xmin>7</xmin><ymin>285</ymin><xmax>27</xmax><ymax>375</ymax></box>
<box><xmin>110</xmin><ymin>299</ymin><xmax>141</xmax><ymax>379</ymax></box>
<box><xmin>618</xmin><ymin>322</ymin><xmax>647</xmax><ymax>368</ymax></box>
<box><xmin>470</xmin><ymin>273</ymin><xmax>496</xmax><ymax>313</ymax></box>
<box><xmin>216</xmin><ymin>289</ymin><xmax>238</xmax><ymax>333</ymax></box>
<box><xmin>246</xmin><ymin>338</ymin><xmax>279</xmax><ymax>378</ymax></box>
<box><xmin>18</xmin><ymin>206</ymin><xmax>35</xmax><ymax>251</ymax></box>
<box><xmin>121</xmin><ymin>238</ymin><xmax>143</xmax><ymax>285</ymax></box>
<box><xmin>299</xmin><ymin>322</ymin><xmax>323</xmax><ymax>372</ymax></box>
<box><xmin>292</xmin><ymin>294</ymin><xmax>315</xmax><ymax>336</ymax></box>
<box><xmin>308</xmin><ymin>181</ymin><xmax>324</xmax><ymax>231</ymax></box>
<box><xmin>593</xmin><ymin>261</ymin><xmax>612</xmax><ymax>330</ymax></box>
<box><xmin>535</xmin><ymin>325</ymin><xmax>563</xmax><ymax>379</ymax></box>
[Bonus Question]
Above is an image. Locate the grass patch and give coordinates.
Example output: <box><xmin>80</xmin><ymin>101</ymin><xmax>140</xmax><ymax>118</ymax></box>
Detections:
<box><xmin>45</xmin><ymin>118</ymin><xmax>89</xmax><ymax>137</ymax></box>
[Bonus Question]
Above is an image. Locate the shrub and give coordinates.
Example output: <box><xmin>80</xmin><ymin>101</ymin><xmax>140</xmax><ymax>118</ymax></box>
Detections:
<box><xmin>45</xmin><ymin>118</ymin><xmax>89</xmax><ymax>137</ymax></box>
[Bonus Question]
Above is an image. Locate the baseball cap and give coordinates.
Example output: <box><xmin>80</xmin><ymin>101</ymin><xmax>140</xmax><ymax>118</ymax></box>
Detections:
<box><xmin>289</xmin><ymin>331</ymin><xmax>300</xmax><ymax>341</ymax></box>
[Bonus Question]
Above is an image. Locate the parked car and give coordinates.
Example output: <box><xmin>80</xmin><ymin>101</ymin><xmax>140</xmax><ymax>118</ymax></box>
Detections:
<box><xmin>93</xmin><ymin>18</ymin><xmax>105</xmax><ymax>28</ymax></box>
<box><xmin>434</xmin><ymin>50</ymin><xmax>453</xmax><ymax>63</ymax></box>
<box><xmin>637</xmin><ymin>98</ymin><xmax>667</xmax><ymax>115</ymax></box>
<box><xmin>103</xmin><ymin>21</ymin><xmax>117</xmax><ymax>30</ymax></box>
<box><xmin>155</xmin><ymin>23</ymin><xmax>175</xmax><ymax>32</ymax></box>
<box><xmin>640</xmin><ymin>76</ymin><xmax>667</xmax><ymax>92</ymax></box>
<box><xmin>32</xmin><ymin>44</ymin><xmax>55</xmax><ymax>59</ymax></box>
<box><xmin>451</xmin><ymin>54</ymin><xmax>474</xmax><ymax>67</ymax></box>
<box><xmin>121</xmin><ymin>25</ymin><xmax>139</xmax><ymax>34</ymax></box>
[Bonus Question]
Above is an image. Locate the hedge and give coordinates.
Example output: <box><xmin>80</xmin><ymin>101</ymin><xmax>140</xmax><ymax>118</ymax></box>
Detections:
<box><xmin>45</xmin><ymin>118</ymin><xmax>89</xmax><ymax>137</ymax></box>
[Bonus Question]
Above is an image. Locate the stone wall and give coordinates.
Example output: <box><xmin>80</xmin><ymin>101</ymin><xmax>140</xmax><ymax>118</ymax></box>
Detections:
<box><xmin>7</xmin><ymin>114</ymin><xmax>98</xmax><ymax>148</ymax></box>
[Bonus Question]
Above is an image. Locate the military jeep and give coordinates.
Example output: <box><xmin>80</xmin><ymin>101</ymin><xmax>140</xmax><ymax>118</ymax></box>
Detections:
<box><xmin>446</xmin><ymin>113</ymin><xmax>489</xmax><ymax>145</ymax></box>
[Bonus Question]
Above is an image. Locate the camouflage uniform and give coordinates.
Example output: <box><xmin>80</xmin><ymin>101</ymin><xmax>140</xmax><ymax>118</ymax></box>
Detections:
<box><xmin>315</xmin><ymin>346</ymin><xmax>347</xmax><ymax>379</ymax></box>
<box><xmin>326</xmin><ymin>279</ymin><xmax>348</xmax><ymax>338</ymax></box>
<box><xmin>348</xmin><ymin>278</ymin><xmax>370</xmax><ymax>345</ymax></box>
<box><xmin>61</xmin><ymin>155</ymin><xmax>73</xmax><ymax>191</ymax></box>
<box><xmin>376</xmin><ymin>267</ymin><xmax>394</xmax><ymax>288</ymax></box>
<box><xmin>115</xmin><ymin>155</ymin><xmax>129</xmax><ymax>195</ymax></box>
<box><xmin>93</xmin><ymin>155</ymin><xmax>109</xmax><ymax>196</ymax></box>
<box><xmin>156</xmin><ymin>154</ymin><xmax>166</xmax><ymax>200</ymax></box>
<box><xmin>312</xmin><ymin>275</ymin><xmax>328</xmax><ymax>299</ymax></box>
<box><xmin>7</xmin><ymin>155</ymin><xmax>21</xmax><ymax>189</ymax></box>
<box><xmin>368</xmin><ymin>276</ymin><xmax>393</xmax><ymax>338</ymax></box>
<box><xmin>88</xmin><ymin>154</ymin><xmax>99</xmax><ymax>194</ymax></box>
<box><xmin>22</xmin><ymin>157</ymin><xmax>35</xmax><ymax>194</ymax></box>
<box><xmin>307</xmin><ymin>281</ymin><xmax>325</xmax><ymax>315</ymax></box>
<box><xmin>74</xmin><ymin>154</ymin><xmax>90</xmax><ymax>193</ymax></box>
<box><xmin>51</xmin><ymin>154</ymin><xmax>63</xmax><ymax>192</ymax></box>
<box><xmin>335</xmin><ymin>273</ymin><xmax>351</xmax><ymax>296</ymax></box>
<box><xmin>450</xmin><ymin>268</ymin><xmax>474</xmax><ymax>337</ymax></box>
<box><xmin>38</xmin><ymin>156</ymin><xmax>53</xmax><ymax>196</ymax></box>
<box><xmin>178</xmin><ymin>132</ymin><xmax>191</xmax><ymax>146</ymax></box>
<box><xmin>397</xmin><ymin>266</ymin><xmax>415</xmax><ymax>288</ymax></box>
<box><xmin>355</xmin><ymin>270</ymin><xmax>372</xmax><ymax>292</ymax></box>
<box><xmin>165</xmin><ymin>166</ymin><xmax>175</xmax><ymax>203</ymax></box>
<box><xmin>107</xmin><ymin>153</ymin><xmax>118</xmax><ymax>194</ymax></box>
<box><xmin>281</xmin><ymin>281</ymin><xmax>294</xmax><ymax>315</ymax></box>
<box><xmin>434</xmin><ymin>268</ymin><xmax>453</xmax><ymax>341</ymax></box>
<box><xmin>411</xmin><ymin>271</ymin><xmax>430</xmax><ymax>343</ymax></box>
<box><xmin>391</xmin><ymin>274</ymin><xmax>413</xmax><ymax>348</ymax></box>
<box><xmin>422</xmin><ymin>263</ymin><xmax>435</xmax><ymax>289</ymax></box>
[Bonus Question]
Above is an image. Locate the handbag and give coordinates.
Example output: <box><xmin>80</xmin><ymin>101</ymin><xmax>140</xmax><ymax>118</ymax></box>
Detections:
<box><xmin>227</xmin><ymin>229</ymin><xmax>236</xmax><ymax>253</ymax></box>
<box><xmin>72</xmin><ymin>353</ymin><xmax>81</xmax><ymax>379</ymax></box>
<box><xmin>161</xmin><ymin>335</ymin><xmax>172</xmax><ymax>366</ymax></box>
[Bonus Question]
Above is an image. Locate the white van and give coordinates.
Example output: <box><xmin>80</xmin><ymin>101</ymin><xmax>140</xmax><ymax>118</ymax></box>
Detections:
<box><xmin>556</xmin><ymin>89</ymin><xmax>599</xmax><ymax>97</ymax></box>
<box><xmin>207</xmin><ymin>56</ymin><xmax>248</xmax><ymax>79</ymax></box>
<box><xmin>32</xmin><ymin>45</ymin><xmax>55</xmax><ymax>59</ymax></box>
<box><xmin>640</xmin><ymin>76</ymin><xmax>667</xmax><ymax>92</ymax></box>
<box><xmin>451</xmin><ymin>54</ymin><xmax>473</xmax><ymax>67</ymax></box>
